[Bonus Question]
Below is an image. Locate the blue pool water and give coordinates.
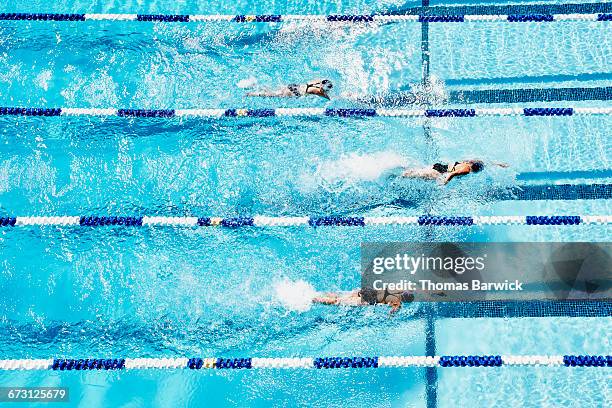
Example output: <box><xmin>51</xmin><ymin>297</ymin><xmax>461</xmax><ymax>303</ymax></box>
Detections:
<box><xmin>0</xmin><ymin>0</ymin><xmax>611</xmax><ymax>406</ymax></box>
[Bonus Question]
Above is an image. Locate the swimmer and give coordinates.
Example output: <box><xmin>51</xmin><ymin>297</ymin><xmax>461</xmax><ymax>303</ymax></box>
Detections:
<box><xmin>402</xmin><ymin>160</ymin><xmax>508</xmax><ymax>185</ymax></box>
<box><xmin>247</xmin><ymin>79</ymin><xmax>333</xmax><ymax>100</ymax></box>
<box><xmin>313</xmin><ymin>288</ymin><xmax>444</xmax><ymax>314</ymax></box>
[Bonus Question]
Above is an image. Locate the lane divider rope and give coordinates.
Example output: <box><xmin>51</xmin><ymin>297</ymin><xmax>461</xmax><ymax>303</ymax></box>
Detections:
<box><xmin>0</xmin><ymin>107</ymin><xmax>611</xmax><ymax>119</ymax></box>
<box><xmin>0</xmin><ymin>13</ymin><xmax>610</xmax><ymax>23</ymax></box>
<box><xmin>0</xmin><ymin>215</ymin><xmax>610</xmax><ymax>227</ymax></box>
<box><xmin>0</xmin><ymin>355</ymin><xmax>609</xmax><ymax>370</ymax></box>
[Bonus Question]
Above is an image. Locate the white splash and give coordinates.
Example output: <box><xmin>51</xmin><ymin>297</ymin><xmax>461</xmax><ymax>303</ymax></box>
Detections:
<box><xmin>410</xmin><ymin>75</ymin><xmax>449</xmax><ymax>107</ymax></box>
<box><xmin>237</xmin><ymin>76</ymin><xmax>258</xmax><ymax>89</ymax></box>
<box><xmin>35</xmin><ymin>70</ymin><xmax>52</xmax><ymax>91</ymax></box>
<box><xmin>273</xmin><ymin>279</ymin><xmax>317</xmax><ymax>312</ymax></box>
<box><xmin>300</xmin><ymin>151</ymin><xmax>408</xmax><ymax>192</ymax></box>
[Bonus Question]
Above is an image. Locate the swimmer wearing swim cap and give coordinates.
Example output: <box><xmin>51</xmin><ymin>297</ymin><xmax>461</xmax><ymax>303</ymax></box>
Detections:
<box><xmin>402</xmin><ymin>159</ymin><xmax>508</xmax><ymax>185</ymax></box>
<box><xmin>247</xmin><ymin>78</ymin><xmax>333</xmax><ymax>100</ymax></box>
<box><xmin>312</xmin><ymin>288</ymin><xmax>417</xmax><ymax>314</ymax></box>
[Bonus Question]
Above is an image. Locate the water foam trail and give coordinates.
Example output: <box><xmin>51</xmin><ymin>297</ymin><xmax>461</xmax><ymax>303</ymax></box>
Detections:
<box><xmin>299</xmin><ymin>151</ymin><xmax>410</xmax><ymax>192</ymax></box>
<box><xmin>273</xmin><ymin>279</ymin><xmax>317</xmax><ymax>312</ymax></box>
<box><xmin>237</xmin><ymin>76</ymin><xmax>258</xmax><ymax>88</ymax></box>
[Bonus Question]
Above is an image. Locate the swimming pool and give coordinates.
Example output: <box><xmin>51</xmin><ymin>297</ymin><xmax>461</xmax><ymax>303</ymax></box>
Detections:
<box><xmin>0</xmin><ymin>0</ymin><xmax>610</xmax><ymax>406</ymax></box>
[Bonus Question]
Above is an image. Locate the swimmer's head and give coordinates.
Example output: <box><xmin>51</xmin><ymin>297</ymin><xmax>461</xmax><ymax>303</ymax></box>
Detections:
<box><xmin>470</xmin><ymin>160</ymin><xmax>484</xmax><ymax>173</ymax></box>
<box><xmin>309</xmin><ymin>79</ymin><xmax>333</xmax><ymax>93</ymax></box>
<box><xmin>401</xmin><ymin>291</ymin><xmax>415</xmax><ymax>303</ymax></box>
<box><xmin>358</xmin><ymin>288</ymin><xmax>378</xmax><ymax>305</ymax></box>
<box><xmin>320</xmin><ymin>79</ymin><xmax>333</xmax><ymax>92</ymax></box>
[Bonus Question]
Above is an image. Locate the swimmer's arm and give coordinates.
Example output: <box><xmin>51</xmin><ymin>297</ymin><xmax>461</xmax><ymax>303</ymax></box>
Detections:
<box><xmin>246</xmin><ymin>91</ymin><xmax>276</xmax><ymax>97</ymax></box>
<box><xmin>472</xmin><ymin>158</ymin><xmax>509</xmax><ymax>168</ymax></box>
<box><xmin>246</xmin><ymin>89</ymin><xmax>285</xmax><ymax>97</ymax></box>
<box><xmin>443</xmin><ymin>168</ymin><xmax>470</xmax><ymax>185</ymax></box>
<box><xmin>312</xmin><ymin>294</ymin><xmax>338</xmax><ymax>305</ymax></box>
<box><xmin>388</xmin><ymin>299</ymin><xmax>401</xmax><ymax>315</ymax></box>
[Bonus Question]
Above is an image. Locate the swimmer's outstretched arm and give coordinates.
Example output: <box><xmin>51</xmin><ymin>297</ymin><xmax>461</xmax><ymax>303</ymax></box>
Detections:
<box><xmin>443</xmin><ymin>167</ymin><xmax>471</xmax><ymax>185</ymax></box>
<box><xmin>312</xmin><ymin>290</ymin><xmax>363</xmax><ymax>306</ymax></box>
<box><xmin>246</xmin><ymin>89</ymin><xmax>286</xmax><ymax>97</ymax></box>
<box><xmin>312</xmin><ymin>294</ymin><xmax>339</xmax><ymax>305</ymax></box>
<box><xmin>402</xmin><ymin>167</ymin><xmax>439</xmax><ymax>179</ymax></box>
<box><xmin>470</xmin><ymin>158</ymin><xmax>510</xmax><ymax>168</ymax></box>
<box><xmin>388</xmin><ymin>299</ymin><xmax>401</xmax><ymax>315</ymax></box>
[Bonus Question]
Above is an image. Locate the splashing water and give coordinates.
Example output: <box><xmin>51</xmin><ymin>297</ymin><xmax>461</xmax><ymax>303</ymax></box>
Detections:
<box><xmin>273</xmin><ymin>279</ymin><xmax>317</xmax><ymax>312</ymax></box>
<box><xmin>299</xmin><ymin>151</ymin><xmax>409</xmax><ymax>192</ymax></box>
<box><xmin>237</xmin><ymin>76</ymin><xmax>258</xmax><ymax>89</ymax></box>
<box><xmin>411</xmin><ymin>75</ymin><xmax>449</xmax><ymax>106</ymax></box>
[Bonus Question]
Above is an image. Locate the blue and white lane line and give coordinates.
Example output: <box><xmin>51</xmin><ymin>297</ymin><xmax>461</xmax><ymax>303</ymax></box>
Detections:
<box><xmin>0</xmin><ymin>12</ymin><xmax>611</xmax><ymax>23</ymax></box>
<box><xmin>0</xmin><ymin>215</ymin><xmax>610</xmax><ymax>227</ymax></box>
<box><xmin>0</xmin><ymin>107</ymin><xmax>611</xmax><ymax>118</ymax></box>
<box><xmin>0</xmin><ymin>355</ymin><xmax>609</xmax><ymax>370</ymax></box>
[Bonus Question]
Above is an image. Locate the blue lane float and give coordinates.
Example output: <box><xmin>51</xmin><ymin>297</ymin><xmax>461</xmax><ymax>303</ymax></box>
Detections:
<box><xmin>418</xmin><ymin>216</ymin><xmax>474</xmax><ymax>226</ymax></box>
<box><xmin>3</xmin><ymin>355</ymin><xmax>610</xmax><ymax>370</ymax></box>
<box><xmin>0</xmin><ymin>215</ymin><xmax>608</xmax><ymax>227</ymax></box>
<box><xmin>419</xmin><ymin>15</ymin><xmax>465</xmax><ymax>22</ymax></box>
<box><xmin>220</xmin><ymin>217</ymin><xmax>255</xmax><ymax>228</ymax></box>
<box><xmin>187</xmin><ymin>358</ymin><xmax>253</xmax><ymax>369</ymax></box>
<box><xmin>308</xmin><ymin>216</ymin><xmax>366</xmax><ymax>227</ymax></box>
<box><xmin>215</xmin><ymin>358</ymin><xmax>253</xmax><ymax>369</ymax></box>
<box><xmin>1</xmin><ymin>106</ymin><xmax>607</xmax><ymax>119</ymax></box>
<box><xmin>314</xmin><ymin>357</ymin><xmax>379</xmax><ymax>369</ymax></box>
<box><xmin>79</xmin><ymin>216</ymin><xmax>143</xmax><ymax>226</ymax></box>
<box><xmin>324</xmin><ymin>108</ymin><xmax>378</xmax><ymax>117</ymax></box>
<box><xmin>52</xmin><ymin>359</ymin><xmax>126</xmax><ymax>370</ymax></box>
<box><xmin>0</xmin><ymin>217</ymin><xmax>16</xmax><ymax>226</ymax></box>
<box><xmin>327</xmin><ymin>15</ymin><xmax>375</xmax><ymax>22</ymax></box>
<box><xmin>0</xmin><ymin>12</ymin><xmax>610</xmax><ymax>23</ymax></box>
<box><xmin>439</xmin><ymin>355</ymin><xmax>502</xmax><ymax>367</ymax></box>
<box><xmin>234</xmin><ymin>15</ymin><xmax>282</xmax><ymax>22</ymax></box>
<box><xmin>137</xmin><ymin>14</ymin><xmax>189</xmax><ymax>22</ymax></box>
<box><xmin>224</xmin><ymin>108</ymin><xmax>276</xmax><ymax>117</ymax></box>
<box><xmin>117</xmin><ymin>109</ymin><xmax>176</xmax><ymax>118</ymax></box>
<box><xmin>525</xmin><ymin>216</ymin><xmax>581</xmax><ymax>225</ymax></box>
<box><xmin>425</xmin><ymin>109</ymin><xmax>476</xmax><ymax>117</ymax></box>
<box><xmin>507</xmin><ymin>14</ymin><xmax>554</xmax><ymax>22</ymax></box>
<box><xmin>0</xmin><ymin>107</ymin><xmax>61</xmax><ymax>116</ymax></box>
<box><xmin>0</xmin><ymin>13</ymin><xmax>85</xmax><ymax>21</ymax></box>
<box><xmin>563</xmin><ymin>355</ymin><xmax>611</xmax><ymax>367</ymax></box>
<box><xmin>523</xmin><ymin>107</ymin><xmax>573</xmax><ymax>116</ymax></box>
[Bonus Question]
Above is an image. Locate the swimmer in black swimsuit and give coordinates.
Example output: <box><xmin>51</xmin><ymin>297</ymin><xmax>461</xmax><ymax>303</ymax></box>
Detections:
<box><xmin>402</xmin><ymin>159</ymin><xmax>508</xmax><ymax>185</ymax></box>
<box><xmin>246</xmin><ymin>78</ymin><xmax>333</xmax><ymax>99</ymax></box>
<box><xmin>312</xmin><ymin>288</ymin><xmax>443</xmax><ymax>314</ymax></box>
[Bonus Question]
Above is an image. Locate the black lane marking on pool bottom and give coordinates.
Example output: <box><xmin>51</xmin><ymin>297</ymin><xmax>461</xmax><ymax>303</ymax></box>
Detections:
<box><xmin>418</xmin><ymin>300</ymin><xmax>612</xmax><ymax>318</ymax></box>
<box><xmin>389</xmin><ymin>2</ymin><xmax>612</xmax><ymax>16</ymax></box>
<box><xmin>516</xmin><ymin>170</ymin><xmax>612</xmax><ymax>181</ymax></box>
<box><xmin>444</xmin><ymin>73</ymin><xmax>612</xmax><ymax>88</ymax></box>
<box><xmin>501</xmin><ymin>184</ymin><xmax>612</xmax><ymax>201</ymax></box>
<box><xmin>449</xmin><ymin>86</ymin><xmax>612</xmax><ymax>104</ymax></box>
<box><xmin>425</xmin><ymin>314</ymin><xmax>437</xmax><ymax>408</ymax></box>
<box><xmin>420</xmin><ymin>1</ymin><xmax>438</xmax><ymax>406</ymax></box>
